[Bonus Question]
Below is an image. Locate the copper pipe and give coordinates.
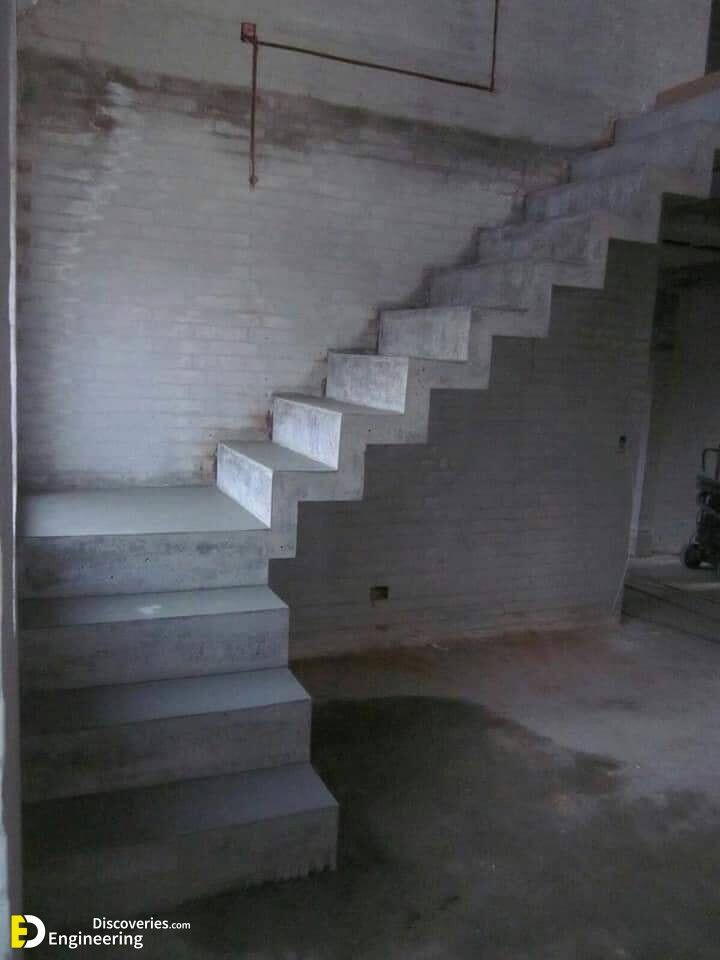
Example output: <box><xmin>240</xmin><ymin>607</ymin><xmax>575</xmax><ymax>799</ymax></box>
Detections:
<box><xmin>249</xmin><ymin>36</ymin><xmax>259</xmax><ymax>188</ymax></box>
<box><xmin>257</xmin><ymin>37</ymin><xmax>496</xmax><ymax>92</ymax></box>
<box><xmin>243</xmin><ymin>4</ymin><xmax>501</xmax><ymax>186</ymax></box>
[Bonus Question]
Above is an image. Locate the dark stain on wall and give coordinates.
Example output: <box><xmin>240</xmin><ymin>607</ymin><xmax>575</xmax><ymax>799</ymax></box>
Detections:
<box><xmin>18</xmin><ymin>49</ymin><xmax>569</xmax><ymax>181</ymax></box>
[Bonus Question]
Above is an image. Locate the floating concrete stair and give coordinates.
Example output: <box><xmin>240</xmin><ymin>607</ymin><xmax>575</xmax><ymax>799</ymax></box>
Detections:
<box><xmin>20</xmin><ymin>80</ymin><xmax>720</xmax><ymax>924</ymax></box>
<box><xmin>25</xmin><ymin>763</ymin><xmax>337</xmax><ymax>929</ymax></box>
<box><xmin>21</xmin><ymin>585</ymin><xmax>288</xmax><ymax>690</ymax></box>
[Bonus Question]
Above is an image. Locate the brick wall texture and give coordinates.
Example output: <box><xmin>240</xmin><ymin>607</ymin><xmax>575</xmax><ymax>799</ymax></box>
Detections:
<box><xmin>16</xmin><ymin>53</ymin><xmax>567</xmax><ymax>489</ymax></box>
<box><xmin>273</xmin><ymin>244</ymin><xmax>657</xmax><ymax>657</ymax></box>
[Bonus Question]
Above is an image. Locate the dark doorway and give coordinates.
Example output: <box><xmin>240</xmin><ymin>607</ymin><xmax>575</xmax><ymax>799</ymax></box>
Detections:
<box><xmin>707</xmin><ymin>0</ymin><xmax>720</xmax><ymax>72</ymax></box>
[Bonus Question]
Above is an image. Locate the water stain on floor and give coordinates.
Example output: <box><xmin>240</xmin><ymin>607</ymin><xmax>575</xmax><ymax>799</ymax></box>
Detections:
<box><xmin>58</xmin><ymin>696</ymin><xmax>720</xmax><ymax>959</ymax></box>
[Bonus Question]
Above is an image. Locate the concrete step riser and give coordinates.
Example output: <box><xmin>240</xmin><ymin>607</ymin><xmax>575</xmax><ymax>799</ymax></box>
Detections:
<box><xmin>19</xmin><ymin>530</ymin><xmax>269</xmax><ymax>598</ymax></box>
<box><xmin>616</xmin><ymin>92</ymin><xmax>720</xmax><ymax>143</ymax></box>
<box><xmin>326</xmin><ymin>352</ymin><xmax>409</xmax><ymax>412</ymax></box>
<box><xmin>573</xmin><ymin>130</ymin><xmax>718</xmax><ymax>182</ymax></box>
<box><xmin>23</xmin><ymin>699</ymin><xmax>311</xmax><ymax>802</ymax></box>
<box><xmin>379</xmin><ymin>307</ymin><xmax>471</xmax><ymax>361</ymax></box>
<box><xmin>26</xmin><ymin>805</ymin><xmax>338</xmax><ymax>930</ymax></box>
<box><xmin>526</xmin><ymin>169</ymin><xmax>709</xmax><ymax>225</ymax></box>
<box><xmin>21</xmin><ymin>606</ymin><xmax>289</xmax><ymax>691</ymax></box>
<box><xmin>429</xmin><ymin>262</ymin><xmax>542</xmax><ymax>309</ymax></box>
<box><xmin>217</xmin><ymin>443</ymin><xmax>274</xmax><ymax>526</ymax></box>
<box><xmin>477</xmin><ymin>217</ymin><xmax>609</xmax><ymax>265</ymax></box>
<box><xmin>270</xmin><ymin>399</ymin><xmax>413</xmax><ymax>473</ymax></box>
<box><xmin>273</xmin><ymin>398</ymin><xmax>343</xmax><ymax>468</ymax></box>
<box><xmin>527</xmin><ymin>175</ymin><xmax>658</xmax><ymax>223</ymax></box>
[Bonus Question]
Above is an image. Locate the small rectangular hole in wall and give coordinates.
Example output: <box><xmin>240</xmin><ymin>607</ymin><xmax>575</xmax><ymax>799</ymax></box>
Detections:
<box><xmin>370</xmin><ymin>585</ymin><xmax>389</xmax><ymax>604</ymax></box>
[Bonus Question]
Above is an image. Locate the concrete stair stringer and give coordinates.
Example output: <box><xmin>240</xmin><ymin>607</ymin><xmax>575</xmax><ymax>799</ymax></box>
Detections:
<box><xmin>215</xmin><ymin>124</ymin><xmax>720</xmax><ymax>592</ymax></box>
<box><xmin>216</xmin><ymin>310</ymin><xmax>523</xmax><ymax>543</ymax></box>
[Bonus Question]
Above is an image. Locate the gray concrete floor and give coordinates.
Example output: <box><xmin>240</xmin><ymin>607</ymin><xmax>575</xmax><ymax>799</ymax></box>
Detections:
<box><xmin>628</xmin><ymin>553</ymin><xmax>720</xmax><ymax>592</ymax></box>
<box><xmin>61</xmin><ymin>620</ymin><xmax>720</xmax><ymax>958</ymax></box>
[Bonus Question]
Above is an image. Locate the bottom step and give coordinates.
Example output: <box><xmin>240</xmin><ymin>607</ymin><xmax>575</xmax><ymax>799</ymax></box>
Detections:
<box><xmin>24</xmin><ymin>763</ymin><xmax>338</xmax><ymax>929</ymax></box>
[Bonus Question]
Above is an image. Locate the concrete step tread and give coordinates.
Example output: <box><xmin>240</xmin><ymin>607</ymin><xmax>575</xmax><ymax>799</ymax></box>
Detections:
<box><xmin>23</xmin><ymin>667</ymin><xmax>308</xmax><ymax>734</ymax></box>
<box><xmin>20</xmin><ymin>486</ymin><xmax>267</xmax><ymax>539</ymax></box>
<box><xmin>21</xmin><ymin>584</ymin><xmax>287</xmax><ymax>630</ymax></box>
<box><xmin>329</xmin><ymin>349</ymin><xmax>409</xmax><ymax>365</ymax></box>
<box><xmin>528</xmin><ymin>163</ymin><xmax>703</xmax><ymax>201</ymax></box>
<box><xmin>579</xmin><ymin>118</ymin><xmax>720</xmax><ymax>158</ymax></box>
<box><xmin>616</xmin><ymin>88</ymin><xmax>720</xmax><ymax>141</ymax></box>
<box><xmin>218</xmin><ymin>441</ymin><xmax>335</xmax><ymax>475</ymax></box>
<box><xmin>381</xmin><ymin>305</ymin><xmax>472</xmax><ymax>320</ymax></box>
<box><xmin>434</xmin><ymin>257</ymin><xmax>595</xmax><ymax>289</ymax></box>
<box><xmin>439</xmin><ymin>256</ymin><xmax>577</xmax><ymax>274</ymax></box>
<box><xmin>24</xmin><ymin>763</ymin><xmax>337</xmax><ymax>856</ymax></box>
<box><xmin>274</xmin><ymin>392</ymin><xmax>400</xmax><ymax>417</ymax></box>
<box><xmin>571</xmin><ymin>121</ymin><xmax>720</xmax><ymax>182</ymax></box>
<box><xmin>478</xmin><ymin>208</ymin><xmax>636</xmax><ymax>242</ymax></box>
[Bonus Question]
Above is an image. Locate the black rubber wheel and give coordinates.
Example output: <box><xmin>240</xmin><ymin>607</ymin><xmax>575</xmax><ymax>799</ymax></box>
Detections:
<box><xmin>684</xmin><ymin>543</ymin><xmax>703</xmax><ymax>569</ymax></box>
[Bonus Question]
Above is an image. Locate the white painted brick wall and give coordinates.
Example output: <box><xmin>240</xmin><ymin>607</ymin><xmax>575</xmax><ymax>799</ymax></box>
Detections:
<box><xmin>17</xmin><ymin>0</ymin><xmax>711</xmax><ymax>146</ymax></box>
<box><xmin>272</xmin><ymin>244</ymin><xmax>657</xmax><ymax>657</ymax></box>
<box><xmin>17</xmin><ymin>54</ymin><xmax>566</xmax><ymax>488</ymax></box>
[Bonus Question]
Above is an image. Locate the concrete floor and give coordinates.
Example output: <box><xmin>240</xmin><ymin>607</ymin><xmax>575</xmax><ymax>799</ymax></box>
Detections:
<box><xmin>52</xmin><ymin>620</ymin><xmax>720</xmax><ymax>958</ymax></box>
<box><xmin>628</xmin><ymin>553</ymin><xmax>720</xmax><ymax>591</ymax></box>
<box><xmin>624</xmin><ymin>555</ymin><xmax>720</xmax><ymax>642</ymax></box>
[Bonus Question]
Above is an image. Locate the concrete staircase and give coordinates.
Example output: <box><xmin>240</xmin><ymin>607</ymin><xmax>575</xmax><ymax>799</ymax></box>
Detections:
<box><xmin>18</xmin><ymin>84</ymin><xmax>720</xmax><ymax>925</ymax></box>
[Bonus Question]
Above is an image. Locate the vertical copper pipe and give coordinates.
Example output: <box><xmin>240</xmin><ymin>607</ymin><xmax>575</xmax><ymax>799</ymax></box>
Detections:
<box><xmin>249</xmin><ymin>38</ymin><xmax>259</xmax><ymax>188</ymax></box>
<box><xmin>242</xmin><ymin>2</ymin><xmax>501</xmax><ymax>184</ymax></box>
<box><xmin>489</xmin><ymin>0</ymin><xmax>500</xmax><ymax>92</ymax></box>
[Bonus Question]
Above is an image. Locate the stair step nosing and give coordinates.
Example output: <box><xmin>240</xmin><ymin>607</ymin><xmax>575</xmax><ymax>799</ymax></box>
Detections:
<box><xmin>274</xmin><ymin>394</ymin><xmax>398</xmax><ymax>416</ymax></box>
<box><xmin>21</xmin><ymin>586</ymin><xmax>288</xmax><ymax>630</ymax></box>
<box><xmin>22</xmin><ymin>668</ymin><xmax>309</xmax><ymax>734</ymax></box>
<box><xmin>219</xmin><ymin>442</ymin><xmax>334</xmax><ymax>476</ymax></box>
<box><xmin>23</xmin><ymin>764</ymin><xmax>337</xmax><ymax>852</ymax></box>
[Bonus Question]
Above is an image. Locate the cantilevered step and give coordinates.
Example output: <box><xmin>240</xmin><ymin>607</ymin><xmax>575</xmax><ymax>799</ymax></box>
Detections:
<box><xmin>379</xmin><ymin>306</ymin><xmax>472</xmax><ymax>361</ymax></box>
<box><xmin>25</xmin><ymin>763</ymin><xmax>338</xmax><ymax>928</ymax></box>
<box><xmin>272</xmin><ymin>394</ymin><xmax>402</xmax><ymax>469</ymax></box>
<box><xmin>475</xmin><ymin>209</ymin><xmax>649</xmax><ymax>265</ymax></box>
<box><xmin>22</xmin><ymin>667</ymin><xmax>311</xmax><ymax>802</ymax></box>
<box><xmin>525</xmin><ymin>165</ymin><xmax>707</xmax><ymax>224</ymax></box>
<box><xmin>326</xmin><ymin>351</ymin><xmax>410</xmax><ymax>412</ymax></box>
<box><xmin>217</xmin><ymin>441</ymin><xmax>335</xmax><ymax>526</ymax></box>
<box><xmin>428</xmin><ymin>258</ymin><xmax>603</xmax><ymax>329</ymax></box>
<box><xmin>19</xmin><ymin>486</ymin><xmax>271</xmax><ymax>598</ymax></box>
<box><xmin>572</xmin><ymin>120</ymin><xmax>720</xmax><ymax>183</ymax></box>
<box><xmin>21</xmin><ymin>585</ymin><xmax>289</xmax><ymax>690</ymax></box>
<box><xmin>614</xmin><ymin>84</ymin><xmax>720</xmax><ymax>143</ymax></box>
